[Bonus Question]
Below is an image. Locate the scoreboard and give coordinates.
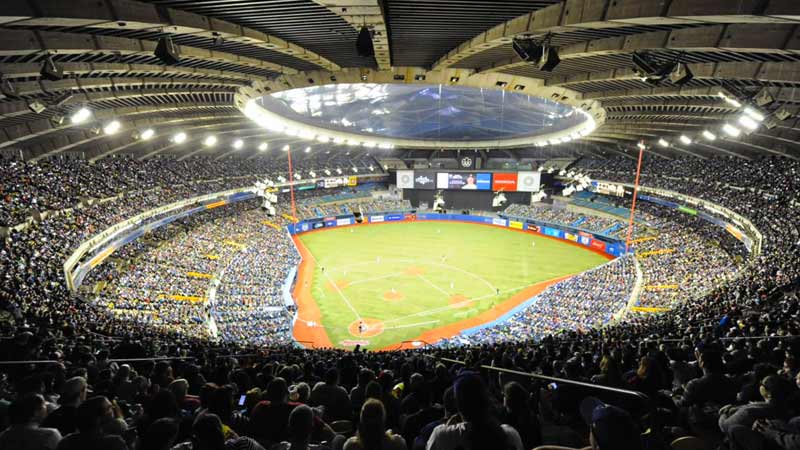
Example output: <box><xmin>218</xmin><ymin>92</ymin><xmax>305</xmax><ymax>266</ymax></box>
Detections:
<box><xmin>396</xmin><ymin>169</ymin><xmax>541</xmax><ymax>193</ymax></box>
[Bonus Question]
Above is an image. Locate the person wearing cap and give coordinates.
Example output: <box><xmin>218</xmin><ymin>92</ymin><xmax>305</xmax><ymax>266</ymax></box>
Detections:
<box><xmin>42</xmin><ymin>377</ymin><xmax>87</xmax><ymax>436</ymax></box>
<box><xmin>532</xmin><ymin>397</ymin><xmax>642</xmax><ymax>450</ymax></box>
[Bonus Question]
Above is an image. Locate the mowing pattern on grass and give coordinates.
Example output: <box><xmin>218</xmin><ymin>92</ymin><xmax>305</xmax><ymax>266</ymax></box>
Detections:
<box><xmin>294</xmin><ymin>221</ymin><xmax>610</xmax><ymax>349</ymax></box>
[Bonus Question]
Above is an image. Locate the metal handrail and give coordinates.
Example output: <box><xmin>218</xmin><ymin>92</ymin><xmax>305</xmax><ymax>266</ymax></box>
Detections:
<box><xmin>426</xmin><ymin>355</ymin><xmax>650</xmax><ymax>404</ymax></box>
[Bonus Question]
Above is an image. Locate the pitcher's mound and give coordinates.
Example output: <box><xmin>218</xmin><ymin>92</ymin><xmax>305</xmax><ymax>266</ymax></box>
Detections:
<box><xmin>449</xmin><ymin>294</ymin><xmax>474</xmax><ymax>308</ymax></box>
<box><xmin>325</xmin><ymin>279</ymin><xmax>349</xmax><ymax>292</ymax></box>
<box><xmin>404</xmin><ymin>266</ymin><xmax>426</xmax><ymax>276</ymax></box>
<box><xmin>383</xmin><ymin>290</ymin><xmax>405</xmax><ymax>302</ymax></box>
<box><xmin>348</xmin><ymin>318</ymin><xmax>385</xmax><ymax>337</ymax></box>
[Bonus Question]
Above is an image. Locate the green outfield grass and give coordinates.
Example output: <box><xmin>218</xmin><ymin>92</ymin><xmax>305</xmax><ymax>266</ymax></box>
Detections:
<box><xmin>298</xmin><ymin>221</ymin><xmax>609</xmax><ymax>349</ymax></box>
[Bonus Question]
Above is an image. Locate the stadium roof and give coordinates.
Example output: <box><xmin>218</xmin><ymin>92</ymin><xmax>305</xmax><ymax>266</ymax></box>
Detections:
<box><xmin>0</xmin><ymin>0</ymin><xmax>799</xmax><ymax>161</ymax></box>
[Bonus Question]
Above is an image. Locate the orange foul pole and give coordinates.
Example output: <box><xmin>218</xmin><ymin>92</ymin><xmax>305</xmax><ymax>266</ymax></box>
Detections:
<box><xmin>287</xmin><ymin>148</ymin><xmax>297</xmax><ymax>219</ymax></box>
<box><xmin>625</xmin><ymin>145</ymin><xmax>645</xmax><ymax>253</ymax></box>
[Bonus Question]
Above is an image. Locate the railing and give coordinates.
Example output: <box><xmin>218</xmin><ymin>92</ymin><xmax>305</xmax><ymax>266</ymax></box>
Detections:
<box><xmin>424</xmin><ymin>354</ymin><xmax>650</xmax><ymax>405</ymax></box>
<box><xmin>0</xmin><ymin>353</ymin><xmax>268</xmax><ymax>365</ymax></box>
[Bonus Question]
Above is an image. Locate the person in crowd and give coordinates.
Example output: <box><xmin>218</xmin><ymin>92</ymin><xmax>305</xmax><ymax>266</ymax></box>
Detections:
<box><xmin>310</xmin><ymin>369</ymin><xmax>351</xmax><ymax>422</ymax></box>
<box><xmin>426</xmin><ymin>372</ymin><xmax>523</xmax><ymax>450</ymax></box>
<box><xmin>0</xmin><ymin>393</ymin><xmax>62</xmax><ymax>450</ymax></box>
<box><xmin>42</xmin><ymin>377</ymin><xmax>87</xmax><ymax>436</ymax></box>
<box><xmin>56</xmin><ymin>396</ymin><xmax>127</xmax><ymax>450</ymax></box>
<box><xmin>344</xmin><ymin>399</ymin><xmax>406</xmax><ymax>450</ymax></box>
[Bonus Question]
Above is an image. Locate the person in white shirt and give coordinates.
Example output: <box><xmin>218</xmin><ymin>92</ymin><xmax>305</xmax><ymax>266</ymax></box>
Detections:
<box><xmin>426</xmin><ymin>372</ymin><xmax>522</xmax><ymax>450</ymax></box>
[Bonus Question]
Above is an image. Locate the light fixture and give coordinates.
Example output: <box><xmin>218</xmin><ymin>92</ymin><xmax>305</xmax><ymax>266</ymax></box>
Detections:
<box><xmin>743</xmin><ymin>107</ymin><xmax>765</xmax><ymax>122</ymax></box>
<box><xmin>369</xmin><ymin>166</ymin><xmax>374</xmax><ymax>171</ymax></box>
<box><xmin>717</xmin><ymin>91</ymin><xmax>742</xmax><ymax>108</ymax></box>
<box><xmin>336</xmin><ymin>168</ymin><xmax>342</xmax><ymax>174</ymax></box>
<box><xmin>173</xmin><ymin>132</ymin><xmax>187</xmax><ymax>143</ymax></box>
<box><xmin>304</xmin><ymin>146</ymin><xmax>311</xmax><ymax>153</ymax></box>
<box><xmin>352</xmin><ymin>167</ymin><xmax>358</xmax><ymax>173</ymax></box>
<box><xmin>658</xmin><ymin>138</ymin><xmax>669</xmax><ymax>147</ymax></box>
<box><xmin>204</xmin><ymin>135</ymin><xmax>218</xmax><ymax>147</ymax></box>
<box><xmin>679</xmin><ymin>135</ymin><xmax>692</xmax><ymax>145</ymax></box>
<box><xmin>333</xmin><ymin>137</ymin><xmax>345</xmax><ymax>145</ymax></box>
<box><xmin>140</xmin><ymin>128</ymin><xmax>155</xmax><ymax>140</ymax></box>
<box><xmin>722</xmin><ymin>123</ymin><xmax>741</xmax><ymax>137</ymax></box>
<box><xmin>702</xmin><ymin>130</ymin><xmax>716</xmax><ymax>141</ymax></box>
<box><xmin>70</xmin><ymin>107</ymin><xmax>91</xmax><ymax>124</ymax></box>
<box><xmin>450</xmin><ymin>76</ymin><xmax>459</xmax><ymax>83</ymax></box>
<box><xmin>281</xmin><ymin>145</ymin><xmax>289</xmax><ymax>152</ymax></box>
<box><xmin>103</xmin><ymin>120</ymin><xmax>121</xmax><ymax>135</ymax></box>
<box><xmin>316</xmin><ymin>135</ymin><xmax>330</xmax><ymax>143</ymax></box>
<box><xmin>40</xmin><ymin>55</ymin><xmax>64</xmax><ymax>81</ymax></box>
<box><xmin>738</xmin><ymin>115</ymin><xmax>758</xmax><ymax>130</ymax></box>
<box><xmin>232</xmin><ymin>139</ymin><xmax>244</xmax><ymax>149</ymax></box>
<box><xmin>27</xmin><ymin>100</ymin><xmax>46</xmax><ymax>114</ymax></box>
<box><xmin>258</xmin><ymin>142</ymin><xmax>268</xmax><ymax>151</ymax></box>
<box><xmin>363</xmin><ymin>141</ymin><xmax>376</xmax><ymax>148</ymax></box>
<box><xmin>324</xmin><ymin>169</ymin><xmax>331</xmax><ymax>176</ymax></box>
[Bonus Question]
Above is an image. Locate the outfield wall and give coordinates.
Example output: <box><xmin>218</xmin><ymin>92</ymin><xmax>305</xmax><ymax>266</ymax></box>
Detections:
<box><xmin>288</xmin><ymin>212</ymin><xmax>626</xmax><ymax>257</ymax></box>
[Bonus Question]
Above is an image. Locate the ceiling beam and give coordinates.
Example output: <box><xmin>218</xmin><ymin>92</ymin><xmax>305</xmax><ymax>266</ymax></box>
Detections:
<box><xmin>309</xmin><ymin>0</ymin><xmax>391</xmax><ymax>69</ymax></box>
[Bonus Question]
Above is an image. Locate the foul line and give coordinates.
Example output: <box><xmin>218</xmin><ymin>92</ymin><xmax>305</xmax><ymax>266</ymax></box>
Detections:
<box><xmin>382</xmin><ymin>320</ymin><xmax>440</xmax><ymax>330</ymax></box>
<box><xmin>302</xmin><ymin>244</ymin><xmax>361</xmax><ymax>321</ymax></box>
<box><xmin>382</xmin><ymin>285</ymin><xmax>531</xmax><ymax>325</ymax></box>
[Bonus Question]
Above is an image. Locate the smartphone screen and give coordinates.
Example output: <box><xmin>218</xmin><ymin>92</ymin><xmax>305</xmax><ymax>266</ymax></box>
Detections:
<box><xmin>238</xmin><ymin>395</ymin><xmax>246</xmax><ymax>406</ymax></box>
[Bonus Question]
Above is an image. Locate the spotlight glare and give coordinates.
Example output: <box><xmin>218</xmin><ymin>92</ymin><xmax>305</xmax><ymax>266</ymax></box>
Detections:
<box><xmin>204</xmin><ymin>135</ymin><xmax>218</xmax><ymax>147</ymax></box>
<box><xmin>658</xmin><ymin>138</ymin><xmax>669</xmax><ymax>147</ymax></box>
<box><xmin>70</xmin><ymin>107</ymin><xmax>91</xmax><ymax>124</ymax></box>
<box><xmin>282</xmin><ymin>145</ymin><xmax>290</xmax><ymax>152</ymax></box>
<box><xmin>140</xmin><ymin>128</ymin><xmax>155</xmax><ymax>140</ymax></box>
<box><xmin>679</xmin><ymin>135</ymin><xmax>692</xmax><ymax>145</ymax></box>
<box><xmin>103</xmin><ymin>120</ymin><xmax>121</xmax><ymax>135</ymax></box>
<box><xmin>702</xmin><ymin>130</ymin><xmax>716</xmax><ymax>141</ymax></box>
<box><xmin>173</xmin><ymin>132</ymin><xmax>187</xmax><ymax>143</ymax></box>
<box><xmin>743</xmin><ymin>107</ymin><xmax>765</xmax><ymax>122</ymax></box>
<box><xmin>738</xmin><ymin>115</ymin><xmax>758</xmax><ymax>130</ymax></box>
<box><xmin>258</xmin><ymin>142</ymin><xmax>268</xmax><ymax>151</ymax></box>
<box><xmin>232</xmin><ymin>139</ymin><xmax>244</xmax><ymax>149</ymax></box>
<box><xmin>722</xmin><ymin>123</ymin><xmax>741</xmax><ymax>137</ymax></box>
<box><xmin>304</xmin><ymin>146</ymin><xmax>311</xmax><ymax>153</ymax></box>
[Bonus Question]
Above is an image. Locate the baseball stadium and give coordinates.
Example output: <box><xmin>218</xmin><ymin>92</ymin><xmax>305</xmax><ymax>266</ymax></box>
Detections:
<box><xmin>1</xmin><ymin>1</ymin><xmax>799</xmax><ymax>450</ymax></box>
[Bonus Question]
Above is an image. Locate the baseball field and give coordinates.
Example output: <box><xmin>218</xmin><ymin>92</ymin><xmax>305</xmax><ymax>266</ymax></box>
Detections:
<box><xmin>291</xmin><ymin>220</ymin><xmax>610</xmax><ymax>350</ymax></box>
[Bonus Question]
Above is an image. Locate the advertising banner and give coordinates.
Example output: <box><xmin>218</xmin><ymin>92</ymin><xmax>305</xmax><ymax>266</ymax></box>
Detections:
<box><xmin>436</xmin><ymin>172</ymin><xmax>450</xmax><ymax>189</ymax></box>
<box><xmin>347</xmin><ymin>176</ymin><xmax>358</xmax><ymax>187</ymax></box>
<box><xmin>565</xmin><ymin>233</ymin><xmax>578</xmax><ymax>242</ymax></box>
<box><xmin>396</xmin><ymin>170</ymin><xmax>414</xmax><ymax>189</ymax></box>
<box><xmin>386</xmin><ymin>214</ymin><xmax>404</xmax><ymax>221</ymax></box>
<box><xmin>516</xmin><ymin>171</ymin><xmax>541</xmax><ymax>192</ymax></box>
<box><xmin>590</xmin><ymin>240</ymin><xmax>606</xmax><ymax>251</ymax></box>
<box><xmin>492</xmin><ymin>172</ymin><xmax>518</xmax><ymax>191</ymax></box>
<box><xmin>312</xmin><ymin>222</ymin><xmax>325</xmax><ymax>229</ymax></box>
<box><xmin>336</xmin><ymin>218</ymin><xmax>352</xmax><ymax>226</ymax></box>
<box><xmin>445</xmin><ymin>172</ymin><xmax>492</xmax><ymax>190</ymax></box>
<box><xmin>492</xmin><ymin>218</ymin><xmax>508</xmax><ymax>227</ymax></box>
<box><xmin>413</xmin><ymin>170</ymin><xmax>437</xmax><ymax>190</ymax></box>
<box><xmin>509</xmin><ymin>220</ymin><xmax>523</xmax><ymax>229</ymax></box>
<box><xmin>370</xmin><ymin>215</ymin><xmax>385</xmax><ymax>223</ymax></box>
<box><xmin>325</xmin><ymin>219</ymin><xmax>337</xmax><ymax>227</ymax></box>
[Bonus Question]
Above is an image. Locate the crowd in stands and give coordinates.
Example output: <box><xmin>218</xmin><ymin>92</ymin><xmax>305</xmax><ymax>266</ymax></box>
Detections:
<box><xmin>450</xmin><ymin>255</ymin><xmax>637</xmax><ymax>345</ymax></box>
<box><xmin>0</xmin><ymin>154</ymin><xmax>382</xmax><ymax>227</ymax></box>
<box><xmin>1</xmin><ymin>155</ymin><xmax>799</xmax><ymax>450</ymax></box>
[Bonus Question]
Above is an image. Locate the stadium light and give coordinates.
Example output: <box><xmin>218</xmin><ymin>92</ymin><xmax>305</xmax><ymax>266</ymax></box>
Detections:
<box><xmin>722</xmin><ymin>123</ymin><xmax>741</xmax><ymax>137</ymax></box>
<box><xmin>336</xmin><ymin>168</ymin><xmax>342</xmax><ymax>174</ymax></box>
<box><xmin>281</xmin><ymin>145</ymin><xmax>289</xmax><ymax>152</ymax></box>
<box><xmin>738</xmin><ymin>115</ymin><xmax>759</xmax><ymax>130</ymax></box>
<box><xmin>316</xmin><ymin>135</ymin><xmax>330</xmax><ymax>143</ymax></box>
<box><xmin>679</xmin><ymin>135</ymin><xmax>692</xmax><ymax>145</ymax></box>
<box><xmin>70</xmin><ymin>107</ymin><xmax>91</xmax><ymax>124</ymax></box>
<box><xmin>363</xmin><ymin>141</ymin><xmax>377</xmax><ymax>148</ymax></box>
<box><xmin>352</xmin><ymin>167</ymin><xmax>358</xmax><ymax>173</ymax></box>
<box><xmin>702</xmin><ymin>130</ymin><xmax>716</xmax><ymax>141</ymax></box>
<box><xmin>304</xmin><ymin>146</ymin><xmax>311</xmax><ymax>153</ymax></box>
<box><xmin>103</xmin><ymin>120</ymin><xmax>121</xmax><ymax>135</ymax></box>
<box><xmin>232</xmin><ymin>139</ymin><xmax>244</xmax><ymax>149</ymax></box>
<box><xmin>717</xmin><ymin>91</ymin><xmax>742</xmax><ymax>108</ymax></box>
<box><xmin>743</xmin><ymin>107</ymin><xmax>765</xmax><ymax>122</ymax></box>
<box><xmin>140</xmin><ymin>128</ymin><xmax>155</xmax><ymax>140</ymax></box>
<box><xmin>309</xmin><ymin>171</ymin><xmax>316</xmax><ymax>178</ymax></box>
<box><xmin>333</xmin><ymin>137</ymin><xmax>345</xmax><ymax>145</ymax></box>
<box><xmin>324</xmin><ymin>169</ymin><xmax>331</xmax><ymax>176</ymax></box>
<box><xmin>204</xmin><ymin>135</ymin><xmax>218</xmax><ymax>147</ymax></box>
<box><xmin>258</xmin><ymin>142</ymin><xmax>268</xmax><ymax>151</ymax></box>
<box><xmin>658</xmin><ymin>138</ymin><xmax>669</xmax><ymax>147</ymax></box>
<box><xmin>173</xmin><ymin>132</ymin><xmax>187</xmax><ymax>143</ymax></box>
<box><xmin>369</xmin><ymin>165</ymin><xmax>374</xmax><ymax>171</ymax></box>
